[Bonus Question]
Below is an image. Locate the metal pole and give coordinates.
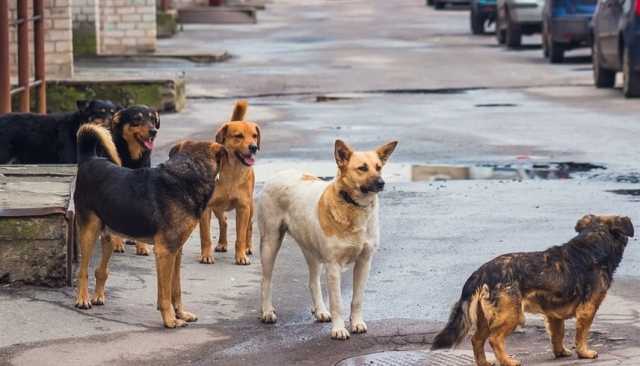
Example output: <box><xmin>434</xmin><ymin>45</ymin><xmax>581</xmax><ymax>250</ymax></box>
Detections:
<box><xmin>17</xmin><ymin>0</ymin><xmax>30</xmax><ymax>112</ymax></box>
<box><xmin>34</xmin><ymin>0</ymin><xmax>45</xmax><ymax>113</ymax></box>
<box><xmin>0</xmin><ymin>0</ymin><xmax>10</xmax><ymax>113</ymax></box>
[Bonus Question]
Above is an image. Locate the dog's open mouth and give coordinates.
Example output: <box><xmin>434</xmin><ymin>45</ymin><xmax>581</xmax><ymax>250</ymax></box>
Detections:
<box><xmin>235</xmin><ymin>151</ymin><xmax>256</xmax><ymax>166</ymax></box>
<box><xmin>136</xmin><ymin>135</ymin><xmax>155</xmax><ymax>151</ymax></box>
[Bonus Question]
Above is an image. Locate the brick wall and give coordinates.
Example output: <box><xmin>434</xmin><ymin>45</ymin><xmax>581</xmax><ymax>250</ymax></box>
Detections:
<box><xmin>98</xmin><ymin>0</ymin><xmax>156</xmax><ymax>55</ymax></box>
<box><xmin>72</xmin><ymin>0</ymin><xmax>99</xmax><ymax>56</ymax></box>
<box><xmin>8</xmin><ymin>0</ymin><xmax>74</xmax><ymax>79</ymax></box>
<box><xmin>73</xmin><ymin>0</ymin><xmax>97</xmax><ymax>25</ymax></box>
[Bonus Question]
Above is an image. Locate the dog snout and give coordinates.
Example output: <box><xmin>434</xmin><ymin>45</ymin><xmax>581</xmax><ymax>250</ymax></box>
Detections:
<box><xmin>249</xmin><ymin>144</ymin><xmax>258</xmax><ymax>154</ymax></box>
<box><xmin>149</xmin><ymin>128</ymin><xmax>158</xmax><ymax>138</ymax></box>
<box><xmin>374</xmin><ymin>177</ymin><xmax>385</xmax><ymax>191</ymax></box>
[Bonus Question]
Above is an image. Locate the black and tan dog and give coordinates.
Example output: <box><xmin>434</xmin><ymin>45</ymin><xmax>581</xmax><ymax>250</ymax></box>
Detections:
<box><xmin>432</xmin><ymin>214</ymin><xmax>634</xmax><ymax>366</ymax></box>
<box><xmin>74</xmin><ymin>124</ymin><xmax>224</xmax><ymax>328</ymax></box>
<box><xmin>0</xmin><ymin>100</ymin><xmax>120</xmax><ymax>164</ymax></box>
<box><xmin>102</xmin><ymin>105</ymin><xmax>161</xmax><ymax>256</ymax></box>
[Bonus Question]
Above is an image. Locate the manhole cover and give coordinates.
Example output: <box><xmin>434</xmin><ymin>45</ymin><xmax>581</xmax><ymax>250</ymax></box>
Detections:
<box><xmin>335</xmin><ymin>350</ymin><xmax>477</xmax><ymax>366</ymax></box>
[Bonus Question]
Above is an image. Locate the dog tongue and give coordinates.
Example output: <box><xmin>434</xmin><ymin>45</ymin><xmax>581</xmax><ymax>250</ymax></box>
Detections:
<box><xmin>244</xmin><ymin>156</ymin><xmax>255</xmax><ymax>166</ymax></box>
<box><xmin>143</xmin><ymin>139</ymin><xmax>154</xmax><ymax>150</ymax></box>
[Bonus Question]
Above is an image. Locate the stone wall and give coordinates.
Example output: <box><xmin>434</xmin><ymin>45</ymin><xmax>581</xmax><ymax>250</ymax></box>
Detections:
<box><xmin>98</xmin><ymin>0</ymin><xmax>156</xmax><ymax>55</ymax></box>
<box><xmin>8</xmin><ymin>0</ymin><xmax>74</xmax><ymax>79</ymax></box>
<box><xmin>163</xmin><ymin>0</ymin><xmax>209</xmax><ymax>9</ymax></box>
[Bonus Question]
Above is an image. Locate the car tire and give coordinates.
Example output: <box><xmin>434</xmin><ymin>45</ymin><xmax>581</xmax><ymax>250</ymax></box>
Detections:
<box><xmin>434</xmin><ymin>0</ymin><xmax>445</xmax><ymax>9</ymax></box>
<box><xmin>592</xmin><ymin>42</ymin><xmax>615</xmax><ymax>88</ymax></box>
<box><xmin>470</xmin><ymin>6</ymin><xmax>484</xmax><ymax>35</ymax></box>
<box><xmin>623</xmin><ymin>47</ymin><xmax>640</xmax><ymax>98</ymax></box>
<box><xmin>496</xmin><ymin>13</ymin><xmax>506</xmax><ymax>44</ymax></box>
<box><xmin>549</xmin><ymin>41</ymin><xmax>564</xmax><ymax>63</ymax></box>
<box><xmin>505</xmin><ymin>9</ymin><xmax>522</xmax><ymax>48</ymax></box>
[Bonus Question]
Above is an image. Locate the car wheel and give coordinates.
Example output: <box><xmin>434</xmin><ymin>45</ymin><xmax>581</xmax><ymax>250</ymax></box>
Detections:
<box><xmin>470</xmin><ymin>6</ymin><xmax>484</xmax><ymax>35</ymax></box>
<box><xmin>623</xmin><ymin>47</ymin><xmax>640</xmax><ymax>98</ymax></box>
<box><xmin>549</xmin><ymin>41</ymin><xmax>564</xmax><ymax>63</ymax></box>
<box><xmin>505</xmin><ymin>9</ymin><xmax>522</xmax><ymax>48</ymax></box>
<box><xmin>592</xmin><ymin>42</ymin><xmax>615</xmax><ymax>88</ymax></box>
<box><xmin>434</xmin><ymin>0</ymin><xmax>445</xmax><ymax>9</ymax></box>
<box><xmin>496</xmin><ymin>12</ymin><xmax>506</xmax><ymax>44</ymax></box>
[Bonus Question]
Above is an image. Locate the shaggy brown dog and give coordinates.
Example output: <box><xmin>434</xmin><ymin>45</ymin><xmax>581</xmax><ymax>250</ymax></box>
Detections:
<box><xmin>74</xmin><ymin>124</ymin><xmax>224</xmax><ymax>328</ymax></box>
<box><xmin>432</xmin><ymin>215</ymin><xmax>634</xmax><ymax>366</ymax></box>
<box><xmin>199</xmin><ymin>100</ymin><xmax>260</xmax><ymax>265</ymax></box>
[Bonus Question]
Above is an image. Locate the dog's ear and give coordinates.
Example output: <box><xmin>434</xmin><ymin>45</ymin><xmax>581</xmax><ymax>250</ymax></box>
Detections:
<box><xmin>334</xmin><ymin>140</ymin><xmax>353</xmax><ymax>168</ymax></box>
<box><xmin>575</xmin><ymin>214</ymin><xmax>596</xmax><ymax>233</ymax></box>
<box><xmin>215</xmin><ymin>124</ymin><xmax>229</xmax><ymax>144</ymax></box>
<box><xmin>169</xmin><ymin>141</ymin><xmax>184</xmax><ymax>158</ymax></box>
<box><xmin>376</xmin><ymin>140</ymin><xmax>398</xmax><ymax>165</ymax></box>
<box><xmin>611</xmin><ymin>216</ymin><xmax>634</xmax><ymax>237</ymax></box>
<box><xmin>210</xmin><ymin>142</ymin><xmax>227</xmax><ymax>161</ymax></box>
<box><xmin>76</xmin><ymin>100</ymin><xmax>90</xmax><ymax>112</ymax></box>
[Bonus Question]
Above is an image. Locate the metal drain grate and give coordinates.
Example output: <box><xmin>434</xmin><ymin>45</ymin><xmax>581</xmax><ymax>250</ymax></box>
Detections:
<box><xmin>335</xmin><ymin>350</ymin><xmax>477</xmax><ymax>366</ymax></box>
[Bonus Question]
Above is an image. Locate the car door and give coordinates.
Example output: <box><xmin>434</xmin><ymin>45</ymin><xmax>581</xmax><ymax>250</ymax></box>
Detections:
<box><xmin>600</xmin><ymin>0</ymin><xmax>624</xmax><ymax>67</ymax></box>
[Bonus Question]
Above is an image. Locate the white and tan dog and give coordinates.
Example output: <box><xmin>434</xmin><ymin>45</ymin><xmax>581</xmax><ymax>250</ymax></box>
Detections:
<box><xmin>257</xmin><ymin>139</ymin><xmax>398</xmax><ymax>340</ymax></box>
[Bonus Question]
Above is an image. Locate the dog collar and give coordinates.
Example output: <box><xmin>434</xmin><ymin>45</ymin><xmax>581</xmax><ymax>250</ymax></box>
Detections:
<box><xmin>339</xmin><ymin>190</ymin><xmax>368</xmax><ymax>208</ymax></box>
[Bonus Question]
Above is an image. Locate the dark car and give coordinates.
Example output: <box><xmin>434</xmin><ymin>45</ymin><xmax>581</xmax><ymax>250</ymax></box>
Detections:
<box><xmin>471</xmin><ymin>0</ymin><xmax>497</xmax><ymax>34</ymax></box>
<box><xmin>592</xmin><ymin>0</ymin><xmax>640</xmax><ymax>97</ymax></box>
<box><xmin>542</xmin><ymin>0</ymin><xmax>597</xmax><ymax>63</ymax></box>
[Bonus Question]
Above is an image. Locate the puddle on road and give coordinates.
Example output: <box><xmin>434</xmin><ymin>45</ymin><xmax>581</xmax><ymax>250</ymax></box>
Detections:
<box><xmin>254</xmin><ymin>160</ymin><xmax>605</xmax><ymax>183</ymax></box>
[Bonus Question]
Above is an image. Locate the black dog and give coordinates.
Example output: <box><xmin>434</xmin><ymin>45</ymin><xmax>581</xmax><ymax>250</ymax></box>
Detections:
<box><xmin>0</xmin><ymin>100</ymin><xmax>121</xmax><ymax>164</ymax></box>
<box><xmin>74</xmin><ymin>124</ymin><xmax>225</xmax><ymax>328</ymax></box>
<box><xmin>104</xmin><ymin>105</ymin><xmax>160</xmax><ymax>255</ymax></box>
<box><xmin>432</xmin><ymin>214</ymin><xmax>634</xmax><ymax>366</ymax></box>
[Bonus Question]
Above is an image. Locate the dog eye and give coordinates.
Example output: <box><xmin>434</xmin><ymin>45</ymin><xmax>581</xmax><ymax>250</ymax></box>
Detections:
<box><xmin>252</xmin><ymin>134</ymin><xmax>257</xmax><ymax>139</ymax></box>
<box><xmin>358</xmin><ymin>165</ymin><xmax>368</xmax><ymax>172</ymax></box>
<box><xmin>376</xmin><ymin>165</ymin><xmax>381</xmax><ymax>172</ymax></box>
<box><xmin>235</xmin><ymin>134</ymin><xmax>243</xmax><ymax>139</ymax></box>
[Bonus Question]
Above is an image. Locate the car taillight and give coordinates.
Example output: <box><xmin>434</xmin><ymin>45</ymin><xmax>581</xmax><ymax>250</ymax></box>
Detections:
<box><xmin>636</xmin><ymin>0</ymin><xmax>640</xmax><ymax>16</ymax></box>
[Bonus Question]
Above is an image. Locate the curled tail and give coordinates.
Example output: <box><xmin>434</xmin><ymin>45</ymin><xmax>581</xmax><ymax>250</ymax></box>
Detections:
<box><xmin>431</xmin><ymin>283</ymin><xmax>488</xmax><ymax>350</ymax></box>
<box><xmin>230</xmin><ymin>99</ymin><xmax>248</xmax><ymax>121</ymax></box>
<box><xmin>77</xmin><ymin>124</ymin><xmax>122</xmax><ymax>166</ymax></box>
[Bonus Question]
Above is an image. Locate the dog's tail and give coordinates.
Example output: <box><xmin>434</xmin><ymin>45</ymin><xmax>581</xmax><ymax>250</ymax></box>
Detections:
<box><xmin>431</xmin><ymin>277</ymin><xmax>488</xmax><ymax>350</ymax></box>
<box><xmin>230</xmin><ymin>99</ymin><xmax>248</xmax><ymax>121</ymax></box>
<box><xmin>77</xmin><ymin>124</ymin><xmax>122</xmax><ymax>166</ymax></box>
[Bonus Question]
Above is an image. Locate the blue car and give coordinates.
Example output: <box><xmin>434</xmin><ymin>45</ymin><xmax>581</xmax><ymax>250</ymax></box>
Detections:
<box><xmin>471</xmin><ymin>0</ymin><xmax>497</xmax><ymax>34</ymax></box>
<box><xmin>542</xmin><ymin>0</ymin><xmax>597</xmax><ymax>63</ymax></box>
<box><xmin>592</xmin><ymin>0</ymin><xmax>640</xmax><ymax>97</ymax></box>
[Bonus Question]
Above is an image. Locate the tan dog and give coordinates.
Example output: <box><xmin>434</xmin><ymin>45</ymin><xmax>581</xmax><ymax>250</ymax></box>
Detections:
<box><xmin>199</xmin><ymin>100</ymin><xmax>260</xmax><ymax>265</ymax></box>
<box><xmin>258</xmin><ymin>139</ymin><xmax>398</xmax><ymax>339</ymax></box>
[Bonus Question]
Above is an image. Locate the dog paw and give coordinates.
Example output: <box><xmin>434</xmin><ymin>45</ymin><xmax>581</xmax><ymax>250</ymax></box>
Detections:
<box><xmin>261</xmin><ymin>309</ymin><xmax>277</xmax><ymax>324</ymax></box>
<box><xmin>199</xmin><ymin>255</ymin><xmax>215</xmax><ymax>264</ymax></box>
<box><xmin>577</xmin><ymin>349</ymin><xmax>598</xmax><ymax>359</ymax></box>
<box><xmin>331</xmin><ymin>327</ymin><xmax>350</xmax><ymax>340</ymax></box>
<box><xmin>245</xmin><ymin>247</ymin><xmax>253</xmax><ymax>255</ymax></box>
<box><xmin>502</xmin><ymin>358</ymin><xmax>521</xmax><ymax>366</ymax></box>
<box><xmin>176</xmin><ymin>310</ymin><xmax>198</xmax><ymax>322</ymax></box>
<box><xmin>164</xmin><ymin>318</ymin><xmax>188</xmax><ymax>329</ymax></box>
<box><xmin>135</xmin><ymin>244</ymin><xmax>150</xmax><ymax>256</ymax></box>
<box><xmin>554</xmin><ymin>348</ymin><xmax>572</xmax><ymax>358</ymax></box>
<box><xmin>214</xmin><ymin>244</ymin><xmax>228</xmax><ymax>252</ymax></box>
<box><xmin>351</xmin><ymin>320</ymin><xmax>367</xmax><ymax>334</ymax></box>
<box><xmin>235</xmin><ymin>254</ymin><xmax>251</xmax><ymax>265</ymax></box>
<box><xmin>312</xmin><ymin>309</ymin><xmax>331</xmax><ymax>322</ymax></box>
<box><xmin>75</xmin><ymin>295</ymin><xmax>92</xmax><ymax>310</ymax></box>
<box><xmin>113</xmin><ymin>244</ymin><xmax>125</xmax><ymax>253</ymax></box>
<box><xmin>91</xmin><ymin>293</ymin><xmax>106</xmax><ymax>306</ymax></box>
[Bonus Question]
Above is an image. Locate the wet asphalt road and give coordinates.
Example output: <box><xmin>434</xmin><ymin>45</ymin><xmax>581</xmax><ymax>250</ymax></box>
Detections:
<box><xmin>3</xmin><ymin>1</ymin><xmax>640</xmax><ymax>365</ymax></box>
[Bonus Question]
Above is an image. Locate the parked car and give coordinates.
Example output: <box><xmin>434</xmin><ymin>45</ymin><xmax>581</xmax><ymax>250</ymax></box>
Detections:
<box><xmin>542</xmin><ymin>0</ymin><xmax>596</xmax><ymax>63</ymax></box>
<box><xmin>592</xmin><ymin>0</ymin><xmax>640</xmax><ymax>97</ymax></box>
<box><xmin>496</xmin><ymin>0</ymin><xmax>545</xmax><ymax>47</ymax></box>
<box><xmin>471</xmin><ymin>0</ymin><xmax>497</xmax><ymax>34</ymax></box>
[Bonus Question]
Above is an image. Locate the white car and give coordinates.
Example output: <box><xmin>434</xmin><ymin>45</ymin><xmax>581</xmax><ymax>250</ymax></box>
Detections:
<box><xmin>495</xmin><ymin>0</ymin><xmax>544</xmax><ymax>48</ymax></box>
